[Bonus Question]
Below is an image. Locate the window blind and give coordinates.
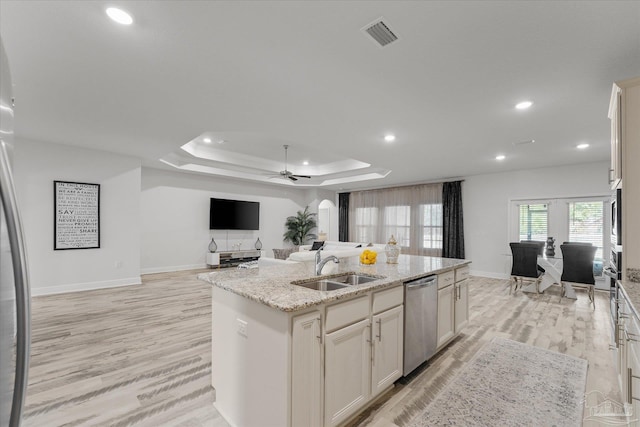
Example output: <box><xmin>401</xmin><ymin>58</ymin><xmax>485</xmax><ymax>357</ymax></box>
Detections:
<box><xmin>518</xmin><ymin>204</ymin><xmax>548</xmax><ymax>241</ymax></box>
<box><xmin>568</xmin><ymin>201</ymin><xmax>604</xmax><ymax>258</ymax></box>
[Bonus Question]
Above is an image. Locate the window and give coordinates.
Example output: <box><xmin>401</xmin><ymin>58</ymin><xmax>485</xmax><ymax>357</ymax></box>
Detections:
<box><xmin>518</xmin><ymin>203</ymin><xmax>548</xmax><ymax>242</ymax></box>
<box><xmin>384</xmin><ymin>205</ymin><xmax>411</xmax><ymax>247</ymax></box>
<box><xmin>568</xmin><ymin>201</ymin><xmax>604</xmax><ymax>258</ymax></box>
<box><xmin>354</xmin><ymin>207</ymin><xmax>378</xmax><ymax>244</ymax></box>
<box><xmin>422</xmin><ymin>204</ymin><xmax>443</xmax><ymax>249</ymax></box>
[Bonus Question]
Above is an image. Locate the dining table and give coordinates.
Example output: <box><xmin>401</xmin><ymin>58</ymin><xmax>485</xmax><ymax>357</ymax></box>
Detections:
<box><xmin>503</xmin><ymin>253</ymin><xmax>578</xmax><ymax>299</ymax></box>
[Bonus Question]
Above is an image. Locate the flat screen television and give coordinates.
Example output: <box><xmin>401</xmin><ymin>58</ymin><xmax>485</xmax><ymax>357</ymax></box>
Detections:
<box><xmin>209</xmin><ymin>198</ymin><xmax>260</xmax><ymax>230</ymax></box>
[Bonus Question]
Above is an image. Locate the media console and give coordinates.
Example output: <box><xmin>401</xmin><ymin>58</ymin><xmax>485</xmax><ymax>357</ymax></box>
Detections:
<box><xmin>206</xmin><ymin>250</ymin><xmax>261</xmax><ymax>268</ymax></box>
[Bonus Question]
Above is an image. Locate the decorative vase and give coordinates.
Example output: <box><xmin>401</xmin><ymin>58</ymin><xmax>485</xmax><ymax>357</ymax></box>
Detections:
<box><xmin>255</xmin><ymin>237</ymin><xmax>262</xmax><ymax>250</ymax></box>
<box><xmin>208</xmin><ymin>237</ymin><xmax>218</xmax><ymax>253</ymax></box>
<box><xmin>385</xmin><ymin>235</ymin><xmax>400</xmax><ymax>264</ymax></box>
<box><xmin>545</xmin><ymin>237</ymin><xmax>555</xmax><ymax>257</ymax></box>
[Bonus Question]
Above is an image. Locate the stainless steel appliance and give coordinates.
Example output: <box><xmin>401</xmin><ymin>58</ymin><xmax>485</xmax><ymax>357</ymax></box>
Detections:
<box><xmin>606</xmin><ymin>189</ymin><xmax>623</xmax><ymax>350</ymax></box>
<box><xmin>403</xmin><ymin>275</ymin><xmax>437</xmax><ymax>376</ymax></box>
<box><xmin>1</xmin><ymin>37</ymin><xmax>31</xmax><ymax>427</ymax></box>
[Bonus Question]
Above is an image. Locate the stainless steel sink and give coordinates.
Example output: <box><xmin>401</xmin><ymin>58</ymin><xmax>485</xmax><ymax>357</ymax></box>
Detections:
<box><xmin>328</xmin><ymin>273</ymin><xmax>380</xmax><ymax>286</ymax></box>
<box><xmin>292</xmin><ymin>273</ymin><xmax>383</xmax><ymax>291</ymax></box>
<box><xmin>294</xmin><ymin>280</ymin><xmax>349</xmax><ymax>291</ymax></box>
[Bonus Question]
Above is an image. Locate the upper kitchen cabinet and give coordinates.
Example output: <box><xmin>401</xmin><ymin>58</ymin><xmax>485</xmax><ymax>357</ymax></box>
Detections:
<box><xmin>609</xmin><ymin>84</ymin><xmax>623</xmax><ymax>190</ymax></box>
<box><xmin>610</xmin><ymin>77</ymin><xmax>640</xmax><ymax>279</ymax></box>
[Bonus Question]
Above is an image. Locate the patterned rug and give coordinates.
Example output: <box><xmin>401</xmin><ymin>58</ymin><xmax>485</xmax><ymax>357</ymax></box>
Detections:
<box><xmin>409</xmin><ymin>337</ymin><xmax>588</xmax><ymax>427</ymax></box>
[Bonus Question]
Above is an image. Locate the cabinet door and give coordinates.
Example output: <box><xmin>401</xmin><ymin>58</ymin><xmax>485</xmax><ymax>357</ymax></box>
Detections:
<box><xmin>610</xmin><ymin>89</ymin><xmax>622</xmax><ymax>189</ymax></box>
<box><xmin>291</xmin><ymin>311</ymin><xmax>323</xmax><ymax>427</ymax></box>
<box><xmin>324</xmin><ymin>318</ymin><xmax>371</xmax><ymax>427</ymax></box>
<box><xmin>454</xmin><ymin>279</ymin><xmax>469</xmax><ymax>334</ymax></box>
<box><xmin>627</xmin><ymin>334</ymin><xmax>640</xmax><ymax>418</ymax></box>
<box><xmin>437</xmin><ymin>284</ymin><xmax>455</xmax><ymax>348</ymax></box>
<box><xmin>372</xmin><ymin>305</ymin><xmax>403</xmax><ymax>397</ymax></box>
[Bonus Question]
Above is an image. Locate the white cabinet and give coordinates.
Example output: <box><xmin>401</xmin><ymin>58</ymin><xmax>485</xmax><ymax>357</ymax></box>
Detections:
<box><xmin>324</xmin><ymin>318</ymin><xmax>371</xmax><ymax>427</ymax></box>
<box><xmin>610</xmin><ymin>77</ymin><xmax>640</xmax><ymax>277</ymax></box>
<box><xmin>437</xmin><ymin>283</ymin><xmax>455</xmax><ymax>348</ymax></box>
<box><xmin>291</xmin><ymin>311</ymin><xmax>323</xmax><ymax>427</ymax></box>
<box><xmin>609</xmin><ymin>84</ymin><xmax>623</xmax><ymax>190</ymax></box>
<box><xmin>454</xmin><ymin>275</ymin><xmax>469</xmax><ymax>334</ymax></box>
<box><xmin>454</xmin><ymin>279</ymin><xmax>469</xmax><ymax>333</ymax></box>
<box><xmin>371</xmin><ymin>305</ymin><xmax>404</xmax><ymax>396</ymax></box>
<box><xmin>438</xmin><ymin>266</ymin><xmax>470</xmax><ymax>349</ymax></box>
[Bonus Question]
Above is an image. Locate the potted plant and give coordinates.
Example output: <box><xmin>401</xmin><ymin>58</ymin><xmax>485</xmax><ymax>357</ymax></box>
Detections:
<box><xmin>283</xmin><ymin>206</ymin><xmax>317</xmax><ymax>246</ymax></box>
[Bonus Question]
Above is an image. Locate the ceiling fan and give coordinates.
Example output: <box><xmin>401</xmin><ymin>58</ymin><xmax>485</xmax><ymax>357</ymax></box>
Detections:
<box><xmin>273</xmin><ymin>145</ymin><xmax>311</xmax><ymax>182</ymax></box>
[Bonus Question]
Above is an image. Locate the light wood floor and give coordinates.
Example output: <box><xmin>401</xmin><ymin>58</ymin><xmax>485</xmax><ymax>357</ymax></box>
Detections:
<box><xmin>24</xmin><ymin>271</ymin><xmax>619</xmax><ymax>427</ymax></box>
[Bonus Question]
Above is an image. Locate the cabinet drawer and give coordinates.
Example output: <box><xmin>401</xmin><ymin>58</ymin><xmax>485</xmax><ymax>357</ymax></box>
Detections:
<box><xmin>455</xmin><ymin>266</ymin><xmax>470</xmax><ymax>282</ymax></box>
<box><xmin>372</xmin><ymin>285</ymin><xmax>403</xmax><ymax>314</ymax></box>
<box><xmin>438</xmin><ymin>271</ymin><xmax>455</xmax><ymax>289</ymax></box>
<box><xmin>326</xmin><ymin>295</ymin><xmax>369</xmax><ymax>333</ymax></box>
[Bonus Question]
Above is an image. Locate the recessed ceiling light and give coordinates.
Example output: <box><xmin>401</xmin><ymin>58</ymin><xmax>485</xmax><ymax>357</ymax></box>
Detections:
<box><xmin>515</xmin><ymin>101</ymin><xmax>533</xmax><ymax>110</ymax></box>
<box><xmin>384</xmin><ymin>134</ymin><xmax>396</xmax><ymax>142</ymax></box>
<box><xmin>203</xmin><ymin>137</ymin><xmax>212</xmax><ymax>143</ymax></box>
<box><xmin>577</xmin><ymin>143</ymin><xmax>589</xmax><ymax>149</ymax></box>
<box><xmin>106</xmin><ymin>7</ymin><xmax>133</xmax><ymax>25</ymax></box>
<box><xmin>303</xmin><ymin>161</ymin><xmax>309</xmax><ymax>166</ymax></box>
<box><xmin>496</xmin><ymin>155</ymin><xmax>506</xmax><ymax>161</ymax></box>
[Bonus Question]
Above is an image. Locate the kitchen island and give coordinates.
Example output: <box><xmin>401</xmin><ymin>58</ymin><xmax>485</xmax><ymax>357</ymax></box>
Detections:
<box><xmin>198</xmin><ymin>254</ymin><xmax>470</xmax><ymax>427</ymax></box>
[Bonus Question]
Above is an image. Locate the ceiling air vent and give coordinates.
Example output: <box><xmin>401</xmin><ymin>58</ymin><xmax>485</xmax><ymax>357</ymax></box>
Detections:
<box><xmin>362</xmin><ymin>18</ymin><xmax>398</xmax><ymax>47</ymax></box>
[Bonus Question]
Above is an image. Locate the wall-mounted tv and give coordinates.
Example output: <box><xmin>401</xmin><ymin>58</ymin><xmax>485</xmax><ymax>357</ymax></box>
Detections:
<box><xmin>209</xmin><ymin>198</ymin><xmax>260</xmax><ymax>230</ymax></box>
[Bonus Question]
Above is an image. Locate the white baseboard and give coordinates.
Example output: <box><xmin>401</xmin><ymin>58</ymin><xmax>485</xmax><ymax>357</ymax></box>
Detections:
<box><xmin>31</xmin><ymin>276</ymin><xmax>142</xmax><ymax>297</ymax></box>
<box><xmin>140</xmin><ymin>263</ymin><xmax>208</xmax><ymax>275</ymax></box>
<box><xmin>470</xmin><ymin>270</ymin><xmax>510</xmax><ymax>280</ymax></box>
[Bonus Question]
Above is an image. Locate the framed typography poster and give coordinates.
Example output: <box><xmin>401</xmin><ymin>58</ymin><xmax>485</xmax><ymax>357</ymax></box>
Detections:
<box><xmin>54</xmin><ymin>181</ymin><xmax>100</xmax><ymax>250</ymax></box>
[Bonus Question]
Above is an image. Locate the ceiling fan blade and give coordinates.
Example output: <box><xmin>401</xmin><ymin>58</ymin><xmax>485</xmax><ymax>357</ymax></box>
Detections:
<box><xmin>292</xmin><ymin>175</ymin><xmax>311</xmax><ymax>179</ymax></box>
<box><xmin>288</xmin><ymin>176</ymin><xmax>298</xmax><ymax>181</ymax></box>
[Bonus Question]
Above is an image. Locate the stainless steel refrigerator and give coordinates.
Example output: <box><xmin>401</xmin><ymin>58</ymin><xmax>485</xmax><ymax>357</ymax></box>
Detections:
<box><xmin>0</xmin><ymin>37</ymin><xmax>31</xmax><ymax>427</ymax></box>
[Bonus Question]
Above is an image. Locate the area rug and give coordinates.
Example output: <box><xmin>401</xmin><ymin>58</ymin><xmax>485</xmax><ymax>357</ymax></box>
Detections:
<box><xmin>409</xmin><ymin>337</ymin><xmax>588</xmax><ymax>427</ymax></box>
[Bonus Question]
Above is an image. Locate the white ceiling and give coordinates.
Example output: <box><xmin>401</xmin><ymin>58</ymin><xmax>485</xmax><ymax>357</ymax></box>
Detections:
<box><xmin>1</xmin><ymin>1</ymin><xmax>639</xmax><ymax>190</ymax></box>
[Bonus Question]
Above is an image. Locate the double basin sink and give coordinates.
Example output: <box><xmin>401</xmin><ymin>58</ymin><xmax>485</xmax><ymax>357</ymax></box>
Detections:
<box><xmin>292</xmin><ymin>273</ymin><xmax>383</xmax><ymax>291</ymax></box>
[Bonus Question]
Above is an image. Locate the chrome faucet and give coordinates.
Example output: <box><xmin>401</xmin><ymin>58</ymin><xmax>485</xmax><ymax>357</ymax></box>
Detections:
<box><xmin>315</xmin><ymin>248</ymin><xmax>339</xmax><ymax>275</ymax></box>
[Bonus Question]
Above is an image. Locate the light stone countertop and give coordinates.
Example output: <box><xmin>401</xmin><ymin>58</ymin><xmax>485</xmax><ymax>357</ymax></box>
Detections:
<box><xmin>198</xmin><ymin>254</ymin><xmax>471</xmax><ymax>312</ymax></box>
<box><xmin>619</xmin><ymin>280</ymin><xmax>640</xmax><ymax>319</ymax></box>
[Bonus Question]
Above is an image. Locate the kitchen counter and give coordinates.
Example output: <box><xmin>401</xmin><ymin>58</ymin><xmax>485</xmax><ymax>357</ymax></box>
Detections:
<box><xmin>198</xmin><ymin>254</ymin><xmax>470</xmax><ymax>312</ymax></box>
<box><xmin>619</xmin><ymin>279</ymin><xmax>640</xmax><ymax>319</ymax></box>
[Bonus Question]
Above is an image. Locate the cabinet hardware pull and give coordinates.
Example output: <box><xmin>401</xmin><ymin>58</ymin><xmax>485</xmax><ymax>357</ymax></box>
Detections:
<box><xmin>629</xmin><ymin>368</ymin><xmax>640</xmax><ymax>402</ymax></box>
<box><xmin>376</xmin><ymin>318</ymin><xmax>382</xmax><ymax>342</ymax></box>
<box><xmin>316</xmin><ymin>318</ymin><xmax>322</xmax><ymax>344</ymax></box>
<box><xmin>625</xmin><ymin>331</ymin><xmax>640</xmax><ymax>343</ymax></box>
<box><xmin>458</xmin><ymin>284</ymin><xmax>461</xmax><ymax>300</ymax></box>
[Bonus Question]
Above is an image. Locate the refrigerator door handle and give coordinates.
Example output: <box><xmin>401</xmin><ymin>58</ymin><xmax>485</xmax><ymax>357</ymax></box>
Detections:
<box><xmin>0</xmin><ymin>141</ymin><xmax>31</xmax><ymax>427</ymax></box>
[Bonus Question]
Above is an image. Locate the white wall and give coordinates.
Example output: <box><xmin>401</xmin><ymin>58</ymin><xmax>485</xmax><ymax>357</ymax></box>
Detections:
<box><xmin>141</xmin><ymin>168</ymin><xmax>312</xmax><ymax>273</ymax></box>
<box><xmin>463</xmin><ymin>161</ymin><xmax>611</xmax><ymax>278</ymax></box>
<box><xmin>14</xmin><ymin>139</ymin><xmax>141</xmax><ymax>295</ymax></box>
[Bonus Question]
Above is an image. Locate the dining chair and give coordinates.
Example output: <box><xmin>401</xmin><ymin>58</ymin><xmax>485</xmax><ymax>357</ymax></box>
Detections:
<box><xmin>509</xmin><ymin>242</ymin><xmax>545</xmax><ymax>294</ymax></box>
<box><xmin>560</xmin><ymin>243</ymin><xmax>597</xmax><ymax>308</ymax></box>
<box><xmin>520</xmin><ymin>240</ymin><xmax>545</xmax><ymax>256</ymax></box>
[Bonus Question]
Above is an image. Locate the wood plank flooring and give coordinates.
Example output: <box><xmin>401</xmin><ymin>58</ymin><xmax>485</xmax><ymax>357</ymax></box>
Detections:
<box><xmin>24</xmin><ymin>271</ymin><xmax>620</xmax><ymax>427</ymax></box>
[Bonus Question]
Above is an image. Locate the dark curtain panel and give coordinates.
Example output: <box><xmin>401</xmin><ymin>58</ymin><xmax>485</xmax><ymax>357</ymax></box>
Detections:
<box><xmin>442</xmin><ymin>181</ymin><xmax>465</xmax><ymax>259</ymax></box>
<box><xmin>338</xmin><ymin>192</ymin><xmax>350</xmax><ymax>242</ymax></box>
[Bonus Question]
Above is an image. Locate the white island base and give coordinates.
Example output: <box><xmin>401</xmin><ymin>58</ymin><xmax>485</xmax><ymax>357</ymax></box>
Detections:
<box><xmin>211</xmin><ymin>284</ymin><xmax>404</xmax><ymax>427</ymax></box>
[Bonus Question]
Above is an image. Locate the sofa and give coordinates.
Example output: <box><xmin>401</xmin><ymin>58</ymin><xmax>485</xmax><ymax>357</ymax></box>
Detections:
<box><xmin>287</xmin><ymin>240</ymin><xmax>386</xmax><ymax>263</ymax></box>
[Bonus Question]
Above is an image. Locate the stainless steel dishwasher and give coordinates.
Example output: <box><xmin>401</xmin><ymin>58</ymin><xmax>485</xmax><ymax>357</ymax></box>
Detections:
<box><xmin>403</xmin><ymin>275</ymin><xmax>438</xmax><ymax>376</ymax></box>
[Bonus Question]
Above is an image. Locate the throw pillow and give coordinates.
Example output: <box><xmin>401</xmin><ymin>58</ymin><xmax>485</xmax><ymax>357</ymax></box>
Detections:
<box><xmin>311</xmin><ymin>241</ymin><xmax>325</xmax><ymax>251</ymax></box>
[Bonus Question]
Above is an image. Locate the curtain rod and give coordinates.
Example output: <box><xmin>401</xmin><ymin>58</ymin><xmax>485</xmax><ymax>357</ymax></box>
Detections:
<box><xmin>337</xmin><ymin>178</ymin><xmax>465</xmax><ymax>194</ymax></box>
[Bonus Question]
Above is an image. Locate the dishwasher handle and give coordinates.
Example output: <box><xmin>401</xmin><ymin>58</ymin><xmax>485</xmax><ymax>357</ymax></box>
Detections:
<box><xmin>406</xmin><ymin>282</ymin><xmax>431</xmax><ymax>289</ymax></box>
<box><xmin>405</xmin><ymin>276</ymin><xmax>436</xmax><ymax>289</ymax></box>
